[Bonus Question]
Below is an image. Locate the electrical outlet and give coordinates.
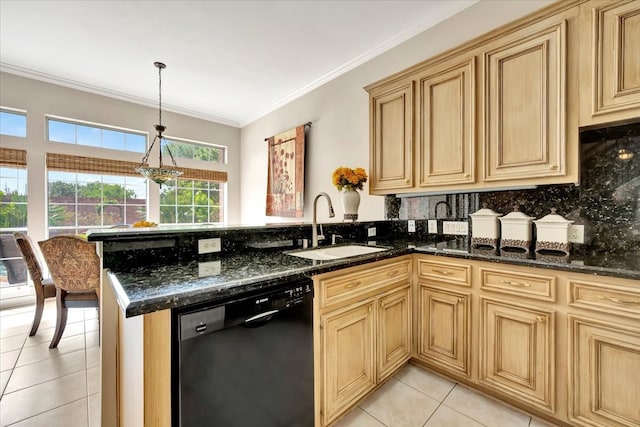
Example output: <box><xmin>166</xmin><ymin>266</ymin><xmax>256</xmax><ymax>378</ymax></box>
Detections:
<box><xmin>198</xmin><ymin>261</ymin><xmax>221</xmax><ymax>277</ymax></box>
<box><xmin>407</xmin><ymin>220</ymin><xmax>416</xmax><ymax>233</ymax></box>
<box><xmin>428</xmin><ymin>220</ymin><xmax>438</xmax><ymax>234</ymax></box>
<box><xmin>568</xmin><ymin>224</ymin><xmax>585</xmax><ymax>244</ymax></box>
<box><xmin>368</xmin><ymin>227</ymin><xmax>376</xmax><ymax>237</ymax></box>
<box><xmin>198</xmin><ymin>238</ymin><xmax>221</xmax><ymax>254</ymax></box>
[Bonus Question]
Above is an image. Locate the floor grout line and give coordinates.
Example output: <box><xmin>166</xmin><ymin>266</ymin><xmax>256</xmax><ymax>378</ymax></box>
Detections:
<box><xmin>0</xmin><ymin>304</ymin><xmax>95</xmax><ymax>427</ymax></box>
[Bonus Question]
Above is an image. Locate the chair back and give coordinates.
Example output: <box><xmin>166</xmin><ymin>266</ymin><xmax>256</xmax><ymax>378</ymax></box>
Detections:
<box><xmin>13</xmin><ymin>232</ymin><xmax>47</xmax><ymax>285</ymax></box>
<box><xmin>39</xmin><ymin>235</ymin><xmax>100</xmax><ymax>293</ymax></box>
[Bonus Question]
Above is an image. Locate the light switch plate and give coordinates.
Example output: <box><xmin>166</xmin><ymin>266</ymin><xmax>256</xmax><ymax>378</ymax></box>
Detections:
<box><xmin>407</xmin><ymin>220</ymin><xmax>416</xmax><ymax>233</ymax></box>
<box><xmin>198</xmin><ymin>238</ymin><xmax>221</xmax><ymax>254</ymax></box>
<box><xmin>428</xmin><ymin>220</ymin><xmax>437</xmax><ymax>234</ymax></box>
<box><xmin>443</xmin><ymin>221</ymin><xmax>469</xmax><ymax>236</ymax></box>
<box><xmin>368</xmin><ymin>227</ymin><xmax>376</xmax><ymax>237</ymax></box>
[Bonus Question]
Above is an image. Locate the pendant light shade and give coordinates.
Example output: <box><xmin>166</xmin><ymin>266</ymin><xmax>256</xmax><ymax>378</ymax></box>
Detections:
<box><xmin>136</xmin><ymin>61</ymin><xmax>183</xmax><ymax>186</ymax></box>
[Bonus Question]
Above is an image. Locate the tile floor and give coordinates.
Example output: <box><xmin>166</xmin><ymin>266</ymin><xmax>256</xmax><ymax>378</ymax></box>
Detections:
<box><xmin>0</xmin><ymin>300</ymin><xmax>100</xmax><ymax>427</ymax></box>
<box><xmin>333</xmin><ymin>363</ymin><xmax>559</xmax><ymax>427</ymax></box>
<box><xmin>0</xmin><ymin>301</ymin><xmax>558</xmax><ymax>427</ymax></box>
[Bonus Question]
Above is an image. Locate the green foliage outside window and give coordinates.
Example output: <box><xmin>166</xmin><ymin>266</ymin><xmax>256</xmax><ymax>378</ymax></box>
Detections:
<box><xmin>163</xmin><ymin>139</ymin><xmax>224</xmax><ymax>163</ymax></box>
<box><xmin>160</xmin><ymin>179</ymin><xmax>222</xmax><ymax>224</ymax></box>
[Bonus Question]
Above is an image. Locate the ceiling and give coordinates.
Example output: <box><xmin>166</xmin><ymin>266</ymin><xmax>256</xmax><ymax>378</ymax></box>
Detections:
<box><xmin>0</xmin><ymin>0</ymin><xmax>477</xmax><ymax>127</ymax></box>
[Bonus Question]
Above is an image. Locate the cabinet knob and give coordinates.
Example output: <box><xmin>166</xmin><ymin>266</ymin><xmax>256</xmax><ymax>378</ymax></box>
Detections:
<box><xmin>549</xmin><ymin>165</ymin><xmax>558</xmax><ymax>170</ymax></box>
<box><xmin>464</xmin><ymin>174</ymin><xmax>470</xmax><ymax>178</ymax></box>
<box><xmin>405</xmin><ymin>179</ymin><xmax>410</xmax><ymax>183</ymax></box>
<box><xmin>381</xmin><ymin>302</ymin><xmax>385</xmax><ymax>308</ymax></box>
<box><xmin>536</xmin><ymin>316</ymin><xmax>544</xmax><ymax>322</ymax></box>
<box><xmin>457</xmin><ymin>298</ymin><xmax>462</xmax><ymax>304</ymax></box>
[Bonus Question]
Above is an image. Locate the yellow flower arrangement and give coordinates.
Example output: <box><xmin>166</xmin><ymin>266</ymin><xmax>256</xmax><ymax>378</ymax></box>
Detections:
<box><xmin>332</xmin><ymin>167</ymin><xmax>368</xmax><ymax>191</ymax></box>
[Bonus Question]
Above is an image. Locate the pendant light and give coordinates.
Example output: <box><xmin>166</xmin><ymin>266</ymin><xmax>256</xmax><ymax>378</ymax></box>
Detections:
<box><xmin>136</xmin><ymin>61</ymin><xmax>183</xmax><ymax>186</ymax></box>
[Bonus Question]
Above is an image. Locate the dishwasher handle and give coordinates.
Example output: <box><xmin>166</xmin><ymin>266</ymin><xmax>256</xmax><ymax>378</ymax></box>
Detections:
<box><xmin>243</xmin><ymin>309</ymin><xmax>279</xmax><ymax>327</ymax></box>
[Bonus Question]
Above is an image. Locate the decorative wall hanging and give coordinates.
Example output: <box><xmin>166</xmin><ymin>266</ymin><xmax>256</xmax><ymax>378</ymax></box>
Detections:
<box><xmin>265</xmin><ymin>122</ymin><xmax>310</xmax><ymax>217</ymax></box>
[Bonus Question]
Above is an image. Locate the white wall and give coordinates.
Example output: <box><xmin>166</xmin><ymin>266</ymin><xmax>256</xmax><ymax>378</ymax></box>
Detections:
<box><xmin>0</xmin><ymin>72</ymin><xmax>241</xmax><ymax>242</ymax></box>
<box><xmin>239</xmin><ymin>0</ymin><xmax>555</xmax><ymax>225</ymax></box>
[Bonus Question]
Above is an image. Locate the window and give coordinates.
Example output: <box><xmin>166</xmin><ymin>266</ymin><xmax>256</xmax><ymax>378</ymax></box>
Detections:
<box><xmin>47</xmin><ymin>171</ymin><xmax>147</xmax><ymax>236</ymax></box>
<box><xmin>160</xmin><ymin>179</ymin><xmax>224</xmax><ymax>224</ymax></box>
<box><xmin>0</xmin><ymin>165</ymin><xmax>28</xmax><ymax>289</ymax></box>
<box><xmin>47</xmin><ymin>117</ymin><xmax>146</xmax><ymax>153</ymax></box>
<box><xmin>163</xmin><ymin>137</ymin><xmax>226</xmax><ymax>164</ymax></box>
<box><xmin>0</xmin><ymin>110</ymin><xmax>27</xmax><ymax>137</ymax></box>
<box><xmin>0</xmin><ymin>148</ymin><xmax>27</xmax><ymax>231</ymax></box>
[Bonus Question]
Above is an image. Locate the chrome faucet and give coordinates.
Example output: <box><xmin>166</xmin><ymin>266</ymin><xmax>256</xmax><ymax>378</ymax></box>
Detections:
<box><xmin>312</xmin><ymin>192</ymin><xmax>335</xmax><ymax>247</ymax></box>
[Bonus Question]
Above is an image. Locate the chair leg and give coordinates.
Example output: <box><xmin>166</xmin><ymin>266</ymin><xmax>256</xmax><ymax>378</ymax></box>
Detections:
<box><xmin>29</xmin><ymin>292</ymin><xmax>45</xmax><ymax>336</ymax></box>
<box><xmin>50</xmin><ymin>289</ymin><xmax>68</xmax><ymax>349</ymax></box>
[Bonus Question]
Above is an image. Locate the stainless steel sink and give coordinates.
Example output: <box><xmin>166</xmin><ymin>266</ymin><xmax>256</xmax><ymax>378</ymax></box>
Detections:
<box><xmin>287</xmin><ymin>244</ymin><xmax>388</xmax><ymax>261</ymax></box>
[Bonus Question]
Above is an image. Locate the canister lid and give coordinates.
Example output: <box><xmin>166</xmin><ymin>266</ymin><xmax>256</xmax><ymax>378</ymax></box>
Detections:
<box><xmin>534</xmin><ymin>208</ymin><xmax>574</xmax><ymax>224</ymax></box>
<box><xmin>469</xmin><ymin>203</ymin><xmax>502</xmax><ymax>218</ymax></box>
<box><xmin>498</xmin><ymin>206</ymin><xmax>534</xmax><ymax>223</ymax></box>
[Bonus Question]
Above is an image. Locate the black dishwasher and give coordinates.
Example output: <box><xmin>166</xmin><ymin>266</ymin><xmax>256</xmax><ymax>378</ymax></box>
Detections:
<box><xmin>174</xmin><ymin>279</ymin><xmax>314</xmax><ymax>427</ymax></box>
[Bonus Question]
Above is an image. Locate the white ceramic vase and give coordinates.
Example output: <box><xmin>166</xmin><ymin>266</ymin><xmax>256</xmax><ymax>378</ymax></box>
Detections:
<box><xmin>342</xmin><ymin>189</ymin><xmax>360</xmax><ymax>222</ymax></box>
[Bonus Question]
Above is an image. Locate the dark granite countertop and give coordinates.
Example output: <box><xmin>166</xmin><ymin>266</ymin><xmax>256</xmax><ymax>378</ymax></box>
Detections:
<box><xmin>107</xmin><ymin>242</ymin><xmax>412</xmax><ymax>317</ymax></box>
<box><xmin>105</xmin><ymin>234</ymin><xmax>639</xmax><ymax>318</ymax></box>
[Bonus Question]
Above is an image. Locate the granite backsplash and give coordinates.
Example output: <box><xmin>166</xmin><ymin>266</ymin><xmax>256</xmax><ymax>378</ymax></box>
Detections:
<box><xmin>386</xmin><ymin>121</ymin><xmax>640</xmax><ymax>255</ymax></box>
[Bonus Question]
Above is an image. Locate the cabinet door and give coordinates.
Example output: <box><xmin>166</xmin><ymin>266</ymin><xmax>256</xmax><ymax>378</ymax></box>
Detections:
<box><xmin>569</xmin><ymin>316</ymin><xmax>640</xmax><ymax>427</ymax></box>
<box><xmin>321</xmin><ymin>300</ymin><xmax>375</xmax><ymax>426</ymax></box>
<box><xmin>484</xmin><ymin>19</ymin><xmax>566</xmax><ymax>182</ymax></box>
<box><xmin>417</xmin><ymin>285</ymin><xmax>470</xmax><ymax>377</ymax></box>
<box><xmin>377</xmin><ymin>285</ymin><xmax>412</xmax><ymax>382</ymax></box>
<box><xmin>369</xmin><ymin>83</ymin><xmax>413</xmax><ymax>194</ymax></box>
<box><xmin>584</xmin><ymin>0</ymin><xmax>640</xmax><ymax>123</ymax></box>
<box><xmin>480</xmin><ymin>297</ymin><xmax>555</xmax><ymax>413</ymax></box>
<box><xmin>417</xmin><ymin>57</ymin><xmax>475</xmax><ymax>187</ymax></box>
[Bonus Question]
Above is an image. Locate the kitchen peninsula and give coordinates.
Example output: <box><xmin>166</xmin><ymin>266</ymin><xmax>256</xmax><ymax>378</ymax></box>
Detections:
<box><xmin>90</xmin><ymin>221</ymin><xmax>639</xmax><ymax>427</ymax></box>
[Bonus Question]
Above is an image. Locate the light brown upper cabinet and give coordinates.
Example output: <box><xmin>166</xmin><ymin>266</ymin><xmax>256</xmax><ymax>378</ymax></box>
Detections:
<box><xmin>365</xmin><ymin>1</ymin><xmax>582</xmax><ymax>195</ymax></box>
<box><xmin>416</xmin><ymin>57</ymin><xmax>476</xmax><ymax>187</ymax></box>
<box><xmin>483</xmin><ymin>18</ymin><xmax>567</xmax><ymax>182</ymax></box>
<box><xmin>579</xmin><ymin>0</ymin><xmax>640</xmax><ymax>126</ymax></box>
<box><xmin>368</xmin><ymin>82</ymin><xmax>414</xmax><ymax>193</ymax></box>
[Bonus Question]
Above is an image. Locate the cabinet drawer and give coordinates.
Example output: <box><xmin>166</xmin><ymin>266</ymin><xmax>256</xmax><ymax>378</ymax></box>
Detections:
<box><xmin>416</xmin><ymin>258</ymin><xmax>471</xmax><ymax>286</ymax></box>
<box><xmin>318</xmin><ymin>259</ymin><xmax>411</xmax><ymax>308</ymax></box>
<box><xmin>568</xmin><ymin>279</ymin><xmax>640</xmax><ymax>318</ymax></box>
<box><xmin>480</xmin><ymin>268</ymin><xmax>556</xmax><ymax>301</ymax></box>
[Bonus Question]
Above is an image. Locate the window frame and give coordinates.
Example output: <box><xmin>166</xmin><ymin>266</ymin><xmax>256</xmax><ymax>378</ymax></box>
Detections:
<box><xmin>46</xmin><ymin>115</ymin><xmax>148</xmax><ymax>154</ymax></box>
<box><xmin>163</xmin><ymin>135</ymin><xmax>228</xmax><ymax>165</ymax></box>
<box><xmin>0</xmin><ymin>108</ymin><xmax>27</xmax><ymax>138</ymax></box>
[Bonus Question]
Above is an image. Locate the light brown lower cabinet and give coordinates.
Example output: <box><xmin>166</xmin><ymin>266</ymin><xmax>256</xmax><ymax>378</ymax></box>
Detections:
<box><xmin>479</xmin><ymin>297</ymin><xmax>555</xmax><ymax>413</ymax></box>
<box><xmin>321</xmin><ymin>299</ymin><xmax>376</xmax><ymax>425</ymax></box>
<box><xmin>314</xmin><ymin>257</ymin><xmax>412</xmax><ymax>426</ymax></box>
<box><xmin>377</xmin><ymin>286</ymin><xmax>412</xmax><ymax>382</ymax></box>
<box><xmin>416</xmin><ymin>284</ymin><xmax>471</xmax><ymax>377</ymax></box>
<box><xmin>568</xmin><ymin>315</ymin><xmax>640</xmax><ymax>427</ymax></box>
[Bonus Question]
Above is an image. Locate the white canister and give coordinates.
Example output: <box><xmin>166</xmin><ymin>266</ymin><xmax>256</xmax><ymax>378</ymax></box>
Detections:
<box><xmin>498</xmin><ymin>206</ymin><xmax>534</xmax><ymax>252</ymax></box>
<box><xmin>534</xmin><ymin>208</ymin><xmax>574</xmax><ymax>255</ymax></box>
<box><xmin>469</xmin><ymin>204</ymin><xmax>502</xmax><ymax>249</ymax></box>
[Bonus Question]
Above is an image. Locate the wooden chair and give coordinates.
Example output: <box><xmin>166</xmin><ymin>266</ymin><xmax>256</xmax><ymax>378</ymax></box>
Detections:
<box><xmin>13</xmin><ymin>232</ymin><xmax>57</xmax><ymax>336</ymax></box>
<box><xmin>38</xmin><ymin>235</ymin><xmax>100</xmax><ymax>348</ymax></box>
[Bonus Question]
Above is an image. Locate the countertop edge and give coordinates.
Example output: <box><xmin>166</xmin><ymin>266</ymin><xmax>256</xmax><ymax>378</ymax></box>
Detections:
<box><xmin>109</xmin><ymin>246</ymin><xmax>639</xmax><ymax>318</ymax></box>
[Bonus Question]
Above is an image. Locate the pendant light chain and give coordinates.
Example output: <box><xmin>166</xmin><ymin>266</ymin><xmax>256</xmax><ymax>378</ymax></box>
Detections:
<box><xmin>157</xmin><ymin>62</ymin><xmax>162</xmax><ymax>128</ymax></box>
